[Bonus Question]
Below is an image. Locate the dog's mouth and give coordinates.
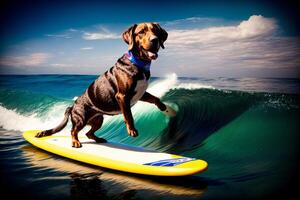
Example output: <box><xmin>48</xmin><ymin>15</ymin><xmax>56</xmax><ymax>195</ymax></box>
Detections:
<box><xmin>139</xmin><ymin>46</ymin><xmax>159</xmax><ymax>61</ymax></box>
<box><xmin>147</xmin><ymin>51</ymin><xmax>158</xmax><ymax>60</ymax></box>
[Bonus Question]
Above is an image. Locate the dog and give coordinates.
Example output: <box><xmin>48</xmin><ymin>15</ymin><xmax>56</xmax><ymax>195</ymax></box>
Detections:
<box><xmin>35</xmin><ymin>23</ymin><xmax>176</xmax><ymax>148</ymax></box>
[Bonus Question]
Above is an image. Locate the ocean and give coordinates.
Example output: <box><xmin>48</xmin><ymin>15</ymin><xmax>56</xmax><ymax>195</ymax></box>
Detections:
<box><xmin>0</xmin><ymin>74</ymin><xmax>299</xmax><ymax>200</ymax></box>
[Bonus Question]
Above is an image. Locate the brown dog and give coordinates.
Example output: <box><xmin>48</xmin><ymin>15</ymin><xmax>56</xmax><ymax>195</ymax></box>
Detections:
<box><xmin>35</xmin><ymin>23</ymin><xmax>176</xmax><ymax>148</ymax></box>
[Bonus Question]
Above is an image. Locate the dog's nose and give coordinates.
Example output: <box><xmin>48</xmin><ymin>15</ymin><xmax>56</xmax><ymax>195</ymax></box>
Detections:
<box><xmin>150</xmin><ymin>36</ymin><xmax>159</xmax><ymax>47</ymax></box>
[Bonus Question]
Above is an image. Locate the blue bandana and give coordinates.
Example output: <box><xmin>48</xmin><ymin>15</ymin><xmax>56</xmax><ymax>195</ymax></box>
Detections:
<box><xmin>125</xmin><ymin>51</ymin><xmax>151</xmax><ymax>71</ymax></box>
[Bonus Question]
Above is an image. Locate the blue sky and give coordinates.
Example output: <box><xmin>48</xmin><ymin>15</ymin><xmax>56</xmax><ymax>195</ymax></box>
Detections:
<box><xmin>0</xmin><ymin>0</ymin><xmax>299</xmax><ymax>77</ymax></box>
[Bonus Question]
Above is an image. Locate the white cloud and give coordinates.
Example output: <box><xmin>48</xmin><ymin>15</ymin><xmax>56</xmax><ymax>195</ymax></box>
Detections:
<box><xmin>237</xmin><ymin>15</ymin><xmax>276</xmax><ymax>38</ymax></box>
<box><xmin>45</xmin><ymin>34</ymin><xmax>72</xmax><ymax>39</ymax></box>
<box><xmin>82</xmin><ymin>32</ymin><xmax>119</xmax><ymax>40</ymax></box>
<box><xmin>68</xmin><ymin>28</ymin><xmax>79</xmax><ymax>32</ymax></box>
<box><xmin>82</xmin><ymin>27</ymin><xmax>119</xmax><ymax>40</ymax></box>
<box><xmin>163</xmin><ymin>16</ymin><xmax>231</xmax><ymax>30</ymax></box>
<box><xmin>166</xmin><ymin>16</ymin><xmax>219</xmax><ymax>24</ymax></box>
<box><xmin>0</xmin><ymin>53</ymin><xmax>51</xmax><ymax>67</ymax></box>
<box><xmin>167</xmin><ymin>15</ymin><xmax>277</xmax><ymax>46</ymax></box>
<box><xmin>158</xmin><ymin>15</ymin><xmax>300</xmax><ymax>77</ymax></box>
<box><xmin>50</xmin><ymin>63</ymin><xmax>72</xmax><ymax>67</ymax></box>
<box><xmin>80</xmin><ymin>47</ymin><xmax>94</xmax><ymax>50</ymax></box>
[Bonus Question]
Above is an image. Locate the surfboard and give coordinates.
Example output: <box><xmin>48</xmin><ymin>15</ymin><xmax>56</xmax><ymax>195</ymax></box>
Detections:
<box><xmin>23</xmin><ymin>130</ymin><xmax>208</xmax><ymax>176</ymax></box>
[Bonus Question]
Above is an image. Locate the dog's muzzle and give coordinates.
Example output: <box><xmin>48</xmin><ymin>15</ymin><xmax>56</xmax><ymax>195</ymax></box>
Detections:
<box><xmin>147</xmin><ymin>36</ymin><xmax>159</xmax><ymax>60</ymax></box>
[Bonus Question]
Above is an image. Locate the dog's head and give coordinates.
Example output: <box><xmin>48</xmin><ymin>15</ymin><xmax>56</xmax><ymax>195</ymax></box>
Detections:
<box><xmin>122</xmin><ymin>22</ymin><xmax>168</xmax><ymax>61</ymax></box>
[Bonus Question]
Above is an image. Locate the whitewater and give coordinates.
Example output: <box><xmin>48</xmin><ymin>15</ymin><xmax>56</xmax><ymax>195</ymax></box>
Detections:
<box><xmin>0</xmin><ymin>73</ymin><xmax>211</xmax><ymax>132</ymax></box>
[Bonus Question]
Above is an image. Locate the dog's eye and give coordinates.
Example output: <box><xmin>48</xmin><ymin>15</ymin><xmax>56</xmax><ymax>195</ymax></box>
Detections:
<box><xmin>138</xmin><ymin>30</ymin><xmax>145</xmax><ymax>35</ymax></box>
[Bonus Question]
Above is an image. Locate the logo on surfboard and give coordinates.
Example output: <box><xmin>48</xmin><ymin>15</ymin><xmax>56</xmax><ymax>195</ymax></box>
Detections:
<box><xmin>144</xmin><ymin>157</ymin><xmax>195</xmax><ymax>167</ymax></box>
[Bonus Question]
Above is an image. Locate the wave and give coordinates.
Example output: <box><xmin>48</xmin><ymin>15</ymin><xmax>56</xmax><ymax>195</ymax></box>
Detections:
<box><xmin>0</xmin><ymin>103</ymin><xmax>71</xmax><ymax>132</ymax></box>
<box><xmin>0</xmin><ymin>74</ymin><xmax>212</xmax><ymax>132</ymax></box>
<box><xmin>0</xmin><ymin>74</ymin><xmax>299</xmax><ymax>157</ymax></box>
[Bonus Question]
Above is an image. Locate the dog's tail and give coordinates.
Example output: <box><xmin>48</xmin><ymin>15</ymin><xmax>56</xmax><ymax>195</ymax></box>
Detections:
<box><xmin>35</xmin><ymin>106</ymin><xmax>72</xmax><ymax>138</ymax></box>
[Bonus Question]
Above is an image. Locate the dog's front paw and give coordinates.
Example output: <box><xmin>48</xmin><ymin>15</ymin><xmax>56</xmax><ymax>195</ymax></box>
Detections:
<box><xmin>127</xmin><ymin>127</ymin><xmax>138</xmax><ymax>137</ymax></box>
<box><xmin>163</xmin><ymin>104</ymin><xmax>177</xmax><ymax>117</ymax></box>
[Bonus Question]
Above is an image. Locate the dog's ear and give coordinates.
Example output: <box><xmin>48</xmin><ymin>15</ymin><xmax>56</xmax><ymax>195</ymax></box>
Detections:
<box><xmin>153</xmin><ymin>23</ymin><xmax>168</xmax><ymax>49</ymax></box>
<box><xmin>122</xmin><ymin>24</ymin><xmax>137</xmax><ymax>50</ymax></box>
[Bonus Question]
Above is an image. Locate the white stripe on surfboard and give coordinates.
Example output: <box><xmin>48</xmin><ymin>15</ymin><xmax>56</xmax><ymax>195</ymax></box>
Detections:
<box><xmin>45</xmin><ymin>137</ymin><xmax>183</xmax><ymax>165</ymax></box>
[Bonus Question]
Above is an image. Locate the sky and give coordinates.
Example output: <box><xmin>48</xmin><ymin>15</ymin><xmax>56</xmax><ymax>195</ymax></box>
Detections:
<box><xmin>0</xmin><ymin>0</ymin><xmax>300</xmax><ymax>78</ymax></box>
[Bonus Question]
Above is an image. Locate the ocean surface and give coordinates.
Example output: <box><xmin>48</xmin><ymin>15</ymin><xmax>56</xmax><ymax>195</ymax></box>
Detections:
<box><xmin>0</xmin><ymin>74</ymin><xmax>299</xmax><ymax>200</ymax></box>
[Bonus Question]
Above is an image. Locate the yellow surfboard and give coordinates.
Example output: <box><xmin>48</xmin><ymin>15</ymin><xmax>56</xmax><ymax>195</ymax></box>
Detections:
<box><xmin>23</xmin><ymin>130</ymin><xmax>208</xmax><ymax>176</ymax></box>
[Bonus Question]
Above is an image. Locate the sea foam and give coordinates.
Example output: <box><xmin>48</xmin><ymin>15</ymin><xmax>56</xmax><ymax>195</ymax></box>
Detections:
<box><xmin>0</xmin><ymin>73</ymin><xmax>214</xmax><ymax>132</ymax></box>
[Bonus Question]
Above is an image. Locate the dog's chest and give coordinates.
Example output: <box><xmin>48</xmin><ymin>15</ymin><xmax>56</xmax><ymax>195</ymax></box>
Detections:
<box><xmin>131</xmin><ymin>75</ymin><xmax>148</xmax><ymax>106</ymax></box>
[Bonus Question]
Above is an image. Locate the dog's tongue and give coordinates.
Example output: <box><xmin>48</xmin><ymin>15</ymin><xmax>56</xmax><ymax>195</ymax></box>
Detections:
<box><xmin>147</xmin><ymin>51</ymin><xmax>158</xmax><ymax>60</ymax></box>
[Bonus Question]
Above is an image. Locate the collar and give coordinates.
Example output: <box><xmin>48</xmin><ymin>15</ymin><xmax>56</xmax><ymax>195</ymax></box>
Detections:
<box><xmin>125</xmin><ymin>51</ymin><xmax>151</xmax><ymax>71</ymax></box>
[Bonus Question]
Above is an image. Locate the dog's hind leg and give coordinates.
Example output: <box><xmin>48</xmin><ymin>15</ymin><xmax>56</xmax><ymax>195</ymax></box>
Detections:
<box><xmin>86</xmin><ymin>114</ymin><xmax>107</xmax><ymax>143</ymax></box>
<box><xmin>71</xmin><ymin>127</ymin><xmax>83</xmax><ymax>148</ymax></box>
<box><xmin>70</xmin><ymin>107</ymin><xmax>86</xmax><ymax>148</ymax></box>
